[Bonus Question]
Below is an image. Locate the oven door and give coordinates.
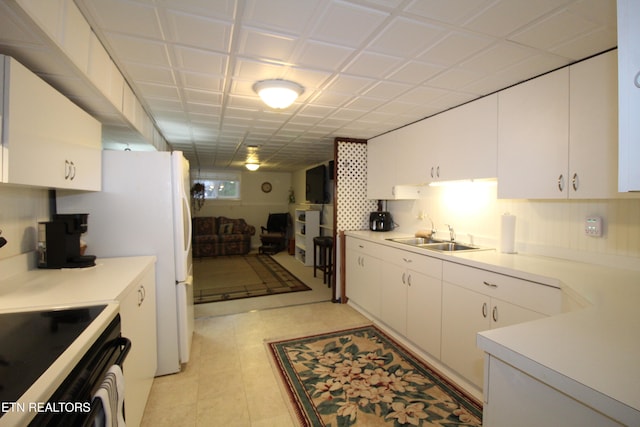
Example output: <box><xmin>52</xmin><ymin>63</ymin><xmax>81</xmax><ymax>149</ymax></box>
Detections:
<box><xmin>28</xmin><ymin>314</ymin><xmax>131</xmax><ymax>426</ymax></box>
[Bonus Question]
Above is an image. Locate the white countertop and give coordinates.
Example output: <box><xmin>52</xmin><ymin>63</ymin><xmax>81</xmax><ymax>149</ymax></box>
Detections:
<box><xmin>346</xmin><ymin>230</ymin><xmax>640</xmax><ymax>426</ymax></box>
<box><xmin>0</xmin><ymin>256</ymin><xmax>157</xmax><ymax>310</ymax></box>
<box><xmin>0</xmin><ymin>256</ymin><xmax>156</xmax><ymax>426</ymax></box>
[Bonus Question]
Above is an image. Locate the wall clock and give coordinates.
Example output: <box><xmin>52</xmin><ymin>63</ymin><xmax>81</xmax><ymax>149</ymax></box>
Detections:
<box><xmin>261</xmin><ymin>182</ymin><xmax>272</xmax><ymax>193</ymax></box>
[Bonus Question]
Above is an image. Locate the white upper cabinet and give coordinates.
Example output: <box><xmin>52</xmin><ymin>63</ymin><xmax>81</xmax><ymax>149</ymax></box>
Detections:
<box><xmin>569</xmin><ymin>50</ymin><xmax>618</xmax><ymax>198</ymax></box>
<box><xmin>497</xmin><ymin>68</ymin><xmax>570</xmax><ymax>199</ymax></box>
<box><xmin>367</xmin><ymin>132</ymin><xmax>396</xmax><ymax>199</ymax></box>
<box><xmin>427</xmin><ymin>94</ymin><xmax>498</xmax><ymax>183</ymax></box>
<box><xmin>617</xmin><ymin>0</ymin><xmax>640</xmax><ymax>192</ymax></box>
<box><xmin>1</xmin><ymin>55</ymin><xmax>101</xmax><ymax>190</ymax></box>
<box><xmin>498</xmin><ymin>51</ymin><xmax>618</xmax><ymax>199</ymax></box>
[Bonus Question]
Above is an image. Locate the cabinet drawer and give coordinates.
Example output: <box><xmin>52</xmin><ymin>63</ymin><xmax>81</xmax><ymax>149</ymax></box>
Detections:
<box><xmin>347</xmin><ymin>237</ymin><xmax>383</xmax><ymax>257</ymax></box>
<box><xmin>379</xmin><ymin>245</ymin><xmax>442</xmax><ymax>279</ymax></box>
<box><xmin>443</xmin><ymin>262</ymin><xmax>560</xmax><ymax>316</ymax></box>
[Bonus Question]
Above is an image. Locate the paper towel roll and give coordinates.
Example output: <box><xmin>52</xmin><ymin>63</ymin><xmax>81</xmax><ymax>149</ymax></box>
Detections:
<box><xmin>501</xmin><ymin>213</ymin><xmax>516</xmax><ymax>254</ymax></box>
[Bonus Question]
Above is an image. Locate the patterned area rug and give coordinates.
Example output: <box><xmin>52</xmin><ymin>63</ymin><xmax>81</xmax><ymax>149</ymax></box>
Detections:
<box><xmin>193</xmin><ymin>254</ymin><xmax>311</xmax><ymax>304</ymax></box>
<box><xmin>267</xmin><ymin>325</ymin><xmax>482</xmax><ymax>426</ymax></box>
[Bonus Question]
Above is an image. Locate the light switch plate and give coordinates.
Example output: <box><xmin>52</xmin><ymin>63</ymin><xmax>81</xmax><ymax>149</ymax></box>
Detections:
<box><xmin>585</xmin><ymin>216</ymin><xmax>603</xmax><ymax>237</ymax></box>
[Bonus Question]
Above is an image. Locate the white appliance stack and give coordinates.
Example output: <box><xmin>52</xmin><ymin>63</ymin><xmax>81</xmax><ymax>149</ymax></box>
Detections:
<box><xmin>57</xmin><ymin>150</ymin><xmax>194</xmax><ymax>376</ymax></box>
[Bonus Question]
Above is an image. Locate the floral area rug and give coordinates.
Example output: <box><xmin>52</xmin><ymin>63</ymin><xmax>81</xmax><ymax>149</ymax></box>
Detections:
<box><xmin>193</xmin><ymin>254</ymin><xmax>311</xmax><ymax>304</ymax></box>
<box><xmin>267</xmin><ymin>325</ymin><xmax>482</xmax><ymax>426</ymax></box>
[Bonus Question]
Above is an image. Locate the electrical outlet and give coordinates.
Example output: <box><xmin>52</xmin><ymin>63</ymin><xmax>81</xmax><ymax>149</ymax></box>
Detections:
<box><xmin>585</xmin><ymin>216</ymin><xmax>603</xmax><ymax>237</ymax></box>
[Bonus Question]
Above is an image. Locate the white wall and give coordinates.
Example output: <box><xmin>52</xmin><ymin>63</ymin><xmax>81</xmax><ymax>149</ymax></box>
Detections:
<box><xmin>387</xmin><ymin>182</ymin><xmax>640</xmax><ymax>269</ymax></box>
<box><xmin>0</xmin><ymin>186</ymin><xmax>50</xmax><ymax>260</ymax></box>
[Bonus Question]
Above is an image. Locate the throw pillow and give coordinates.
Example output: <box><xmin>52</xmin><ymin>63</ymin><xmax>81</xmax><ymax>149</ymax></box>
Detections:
<box><xmin>219</xmin><ymin>223</ymin><xmax>233</xmax><ymax>235</ymax></box>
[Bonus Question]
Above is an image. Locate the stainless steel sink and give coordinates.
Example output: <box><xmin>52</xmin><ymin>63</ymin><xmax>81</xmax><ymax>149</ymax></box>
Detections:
<box><xmin>387</xmin><ymin>236</ymin><xmax>490</xmax><ymax>252</ymax></box>
<box><xmin>387</xmin><ymin>236</ymin><xmax>443</xmax><ymax>245</ymax></box>
<box><xmin>420</xmin><ymin>242</ymin><xmax>480</xmax><ymax>252</ymax></box>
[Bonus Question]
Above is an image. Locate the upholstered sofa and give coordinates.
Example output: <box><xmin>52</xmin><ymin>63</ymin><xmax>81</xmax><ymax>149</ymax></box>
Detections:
<box><xmin>192</xmin><ymin>217</ymin><xmax>256</xmax><ymax>257</ymax></box>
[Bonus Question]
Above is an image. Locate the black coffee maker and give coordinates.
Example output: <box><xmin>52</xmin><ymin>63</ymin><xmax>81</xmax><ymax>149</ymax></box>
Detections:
<box><xmin>38</xmin><ymin>214</ymin><xmax>96</xmax><ymax>269</ymax></box>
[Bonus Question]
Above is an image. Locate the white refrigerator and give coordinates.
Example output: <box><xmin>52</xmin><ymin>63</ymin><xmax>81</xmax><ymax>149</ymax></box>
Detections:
<box><xmin>57</xmin><ymin>150</ymin><xmax>194</xmax><ymax>376</ymax></box>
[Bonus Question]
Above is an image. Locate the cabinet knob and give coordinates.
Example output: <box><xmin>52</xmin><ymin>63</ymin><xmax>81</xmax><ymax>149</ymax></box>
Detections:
<box><xmin>483</xmin><ymin>281</ymin><xmax>497</xmax><ymax>288</ymax></box>
<box><xmin>492</xmin><ymin>306</ymin><xmax>498</xmax><ymax>322</ymax></box>
<box><xmin>402</xmin><ymin>272</ymin><xmax>406</xmax><ymax>284</ymax></box>
<box><xmin>482</xmin><ymin>302</ymin><xmax>488</xmax><ymax>318</ymax></box>
<box><xmin>635</xmin><ymin>70</ymin><xmax>640</xmax><ymax>88</ymax></box>
<box><xmin>572</xmin><ymin>173</ymin><xmax>579</xmax><ymax>191</ymax></box>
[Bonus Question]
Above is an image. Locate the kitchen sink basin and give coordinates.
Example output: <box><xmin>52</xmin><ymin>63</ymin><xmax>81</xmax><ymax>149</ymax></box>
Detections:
<box><xmin>421</xmin><ymin>242</ymin><xmax>480</xmax><ymax>252</ymax></box>
<box><xmin>387</xmin><ymin>236</ymin><xmax>490</xmax><ymax>252</ymax></box>
<box><xmin>387</xmin><ymin>236</ymin><xmax>443</xmax><ymax>245</ymax></box>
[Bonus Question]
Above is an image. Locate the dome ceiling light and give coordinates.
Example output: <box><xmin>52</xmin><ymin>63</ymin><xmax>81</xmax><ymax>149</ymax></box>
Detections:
<box><xmin>252</xmin><ymin>79</ymin><xmax>304</xmax><ymax>109</ymax></box>
<box><xmin>245</xmin><ymin>162</ymin><xmax>260</xmax><ymax>171</ymax></box>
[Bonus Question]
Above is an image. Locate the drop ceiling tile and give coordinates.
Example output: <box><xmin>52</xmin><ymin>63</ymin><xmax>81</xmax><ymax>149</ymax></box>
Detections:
<box><xmin>464</xmin><ymin>0</ymin><xmax>570</xmax><ymax>37</ymax></box>
<box><xmin>460</xmin><ymin>41</ymin><xmax>537</xmax><ymax>74</ymax></box>
<box><xmin>326</xmin><ymin>74</ymin><xmax>376</xmax><ymax>94</ymax></box>
<box><xmin>136</xmin><ymin>81</ymin><xmax>181</xmax><ymax>99</ymax></box>
<box><xmin>344</xmin><ymin>51</ymin><xmax>406</xmax><ymax>78</ymax></box>
<box><xmin>173</xmin><ymin>46</ymin><xmax>227</xmax><ymax>75</ymax></box>
<box><xmin>509</xmin><ymin>9</ymin><xmax>599</xmax><ymax>51</ymax></box>
<box><xmin>243</xmin><ymin>0</ymin><xmax>322</xmax><ymax>35</ymax></box>
<box><xmin>81</xmin><ymin>0</ymin><xmax>162</xmax><ymax>39</ymax></box>
<box><xmin>367</xmin><ymin>16</ymin><xmax>446</xmax><ymax>57</ymax></box>
<box><xmin>387</xmin><ymin>60</ymin><xmax>443</xmax><ymax>84</ymax></box>
<box><xmin>426</xmin><ymin>67</ymin><xmax>484</xmax><ymax>91</ymax></box>
<box><xmin>418</xmin><ymin>31</ymin><xmax>494</xmax><ymax>66</ymax></box>
<box><xmin>363</xmin><ymin>80</ymin><xmax>412</xmax><ymax>98</ymax></box>
<box><xmin>238</xmin><ymin>28</ymin><xmax>297</xmax><ymax>63</ymax></box>
<box><xmin>309</xmin><ymin>1</ymin><xmax>388</xmax><ymax>47</ymax></box>
<box><xmin>405</xmin><ymin>0</ymin><xmax>492</xmax><ymax>25</ymax></box>
<box><xmin>165</xmin><ymin>10</ymin><xmax>232</xmax><ymax>52</ymax></box>
<box><xmin>550</xmin><ymin>27</ymin><xmax>617</xmax><ymax>60</ymax></box>
<box><xmin>105</xmin><ymin>34</ymin><xmax>171</xmax><ymax>67</ymax></box>
<box><xmin>294</xmin><ymin>39</ymin><xmax>356</xmax><ymax>71</ymax></box>
<box><xmin>124</xmin><ymin>62</ymin><xmax>175</xmax><ymax>85</ymax></box>
<box><xmin>181</xmin><ymin>71</ymin><xmax>224</xmax><ymax>92</ymax></box>
<box><xmin>161</xmin><ymin>0</ymin><xmax>237</xmax><ymax>20</ymax></box>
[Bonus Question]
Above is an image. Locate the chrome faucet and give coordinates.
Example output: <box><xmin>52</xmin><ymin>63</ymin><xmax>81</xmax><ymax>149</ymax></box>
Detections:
<box><xmin>445</xmin><ymin>224</ymin><xmax>455</xmax><ymax>242</ymax></box>
<box><xmin>428</xmin><ymin>215</ymin><xmax>437</xmax><ymax>238</ymax></box>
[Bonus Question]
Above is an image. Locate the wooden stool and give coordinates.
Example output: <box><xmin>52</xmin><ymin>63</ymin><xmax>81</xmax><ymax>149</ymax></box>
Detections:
<box><xmin>313</xmin><ymin>236</ymin><xmax>333</xmax><ymax>287</ymax></box>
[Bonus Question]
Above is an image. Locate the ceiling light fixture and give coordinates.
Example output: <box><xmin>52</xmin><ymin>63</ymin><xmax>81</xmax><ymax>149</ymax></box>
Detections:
<box><xmin>252</xmin><ymin>79</ymin><xmax>304</xmax><ymax>109</ymax></box>
<box><xmin>245</xmin><ymin>162</ymin><xmax>260</xmax><ymax>171</ymax></box>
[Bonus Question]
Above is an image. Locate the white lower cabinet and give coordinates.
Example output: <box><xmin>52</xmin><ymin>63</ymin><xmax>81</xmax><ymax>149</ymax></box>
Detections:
<box><xmin>483</xmin><ymin>356</ymin><xmax>623</xmax><ymax>427</ymax></box>
<box><xmin>346</xmin><ymin>237</ymin><xmax>382</xmax><ymax>318</ymax></box>
<box><xmin>118</xmin><ymin>263</ymin><xmax>157</xmax><ymax>427</ymax></box>
<box><xmin>380</xmin><ymin>246</ymin><xmax>442</xmax><ymax>358</ymax></box>
<box><xmin>441</xmin><ymin>262</ymin><xmax>560</xmax><ymax>389</ymax></box>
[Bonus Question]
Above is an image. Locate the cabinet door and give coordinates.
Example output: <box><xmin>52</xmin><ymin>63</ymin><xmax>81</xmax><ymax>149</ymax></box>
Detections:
<box><xmin>394</xmin><ymin>121</ymin><xmax>431</xmax><ymax>186</ymax></box>
<box><xmin>2</xmin><ymin>56</ymin><xmax>101</xmax><ymax>190</ymax></box>
<box><xmin>497</xmin><ymin>68</ymin><xmax>569</xmax><ymax>199</ymax></box>
<box><xmin>490</xmin><ymin>299</ymin><xmax>545</xmax><ymax>329</ymax></box>
<box><xmin>437</xmin><ymin>94</ymin><xmax>498</xmax><ymax>182</ymax></box>
<box><xmin>119</xmin><ymin>266</ymin><xmax>157</xmax><ymax>427</ymax></box>
<box><xmin>346</xmin><ymin>240</ymin><xmax>381</xmax><ymax>318</ymax></box>
<box><xmin>441</xmin><ymin>281</ymin><xmax>489</xmax><ymax>388</ymax></box>
<box><xmin>380</xmin><ymin>262</ymin><xmax>407</xmax><ymax>334</ymax></box>
<box><xmin>569</xmin><ymin>50</ymin><xmax>618</xmax><ymax>199</ymax></box>
<box><xmin>618</xmin><ymin>0</ymin><xmax>640</xmax><ymax>191</ymax></box>
<box><xmin>367</xmin><ymin>134</ymin><xmax>396</xmax><ymax>199</ymax></box>
<box><xmin>406</xmin><ymin>270</ymin><xmax>442</xmax><ymax>358</ymax></box>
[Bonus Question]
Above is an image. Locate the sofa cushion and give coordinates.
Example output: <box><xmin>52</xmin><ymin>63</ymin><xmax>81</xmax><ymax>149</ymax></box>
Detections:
<box><xmin>194</xmin><ymin>217</ymin><xmax>216</xmax><ymax>236</ymax></box>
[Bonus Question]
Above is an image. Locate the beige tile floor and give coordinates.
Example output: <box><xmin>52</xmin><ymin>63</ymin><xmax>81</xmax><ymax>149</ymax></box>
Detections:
<box><xmin>141</xmin><ymin>254</ymin><xmax>368</xmax><ymax>427</ymax></box>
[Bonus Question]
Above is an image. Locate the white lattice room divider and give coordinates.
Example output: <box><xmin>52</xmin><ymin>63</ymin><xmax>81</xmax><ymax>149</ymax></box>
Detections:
<box><xmin>334</xmin><ymin>139</ymin><xmax>378</xmax><ymax>302</ymax></box>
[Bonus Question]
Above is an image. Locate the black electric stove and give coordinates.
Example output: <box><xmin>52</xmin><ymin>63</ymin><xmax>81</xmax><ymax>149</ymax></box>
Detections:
<box><xmin>0</xmin><ymin>305</ymin><xmax>107</xmax><ymax>412</ymax></box>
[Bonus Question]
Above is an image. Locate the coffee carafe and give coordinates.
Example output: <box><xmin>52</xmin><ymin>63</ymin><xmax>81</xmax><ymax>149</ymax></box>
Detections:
<box><xmin>38</xmin><ymin>214</ymin><xmax>96</xmax><ymax>269</ymax></box>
